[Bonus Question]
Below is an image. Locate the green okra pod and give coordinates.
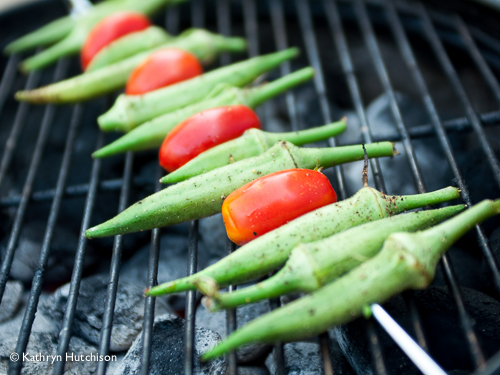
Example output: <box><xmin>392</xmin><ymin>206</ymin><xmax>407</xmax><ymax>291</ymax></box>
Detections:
<box><xmin>86</xmin><ymin>26</ymin><xmax>172</xmax><ymax>72</ymax></box>
<box><xmin>16</xmin><ymin>29</ymin><xmax>247</xmax><ymax>104</ymax></box>
<box><xmin>97</xmin><ymin>47</ymin><xmax>300</xmax><ymax>132</ymax></box>
<box><xmin>201</xmin><ymin>199</ymin><xmax>500</xmax><ymax>361</ymax></box>
<box><xmin>165</xmin><ymin>118</ymin><xmax>347</xmax><ymax>183</ymax></box>
<box><xmin>85</xmin><ymin>141</ymin><xmax>397</xmax><ymax>239</ymax></box>
<box><xmin>92</xmin><ymin>68</ymin><xmax>314</xmax><ymax>158</ymax></box>
<box><xmin>204</xmin><ymin>204</ymin><xmax>465</xmax><ymax>310</ymax></box>
<box><xmin>19</xmin><ymin>0</ymin><xmax>187</xmax><ymax>72</ymax></box>
<box><xmin>145</xmin><ymin>185</ymin><xmax>460</xmax><ymax>297</ymax></box>
<box><xmin>5</xmin><ymin>16</ymin><xmax>74</xmax><ymax>54</ymax></box>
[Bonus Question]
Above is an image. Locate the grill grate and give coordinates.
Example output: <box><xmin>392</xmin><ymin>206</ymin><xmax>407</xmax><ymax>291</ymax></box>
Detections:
<box><xmin>0</xmin><ymin>0</ymin><xmax>500</xmax><ymax>374</ymax></box>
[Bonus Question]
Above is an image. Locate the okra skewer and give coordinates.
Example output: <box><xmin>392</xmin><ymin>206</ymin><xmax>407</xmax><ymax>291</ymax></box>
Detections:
<box><xmin>145</xmin><ymin>185</ymin><xmax>460</xmax><ymax>296</ymax></box>
<box><xmin>92</xmin><ymin>68</ymin><xmax>314</xmax><ymax>158</ymax></box>
<box><xmin>15</xmin><ymin>29</ymin><xmax>249</xmax><ymax>104</ymax></box>
<box><xmin>165</xmin><ymin>118</ymin><xmax>347</xmax><ymax>183</ymax></box>
<box><xmin>97</xmin><ymin>47</ymin><xmax>300</xmax><ymax>132</ymax></box>
<box><xmin>85</xmin><ymin>141</ymin><xmax>397</xmax><ymax>239</ymax></box>
<box><xmin>86</xmin><ymin>26</ymin><xmax>172</xmax><ymax>72</ymax></box>
<box><xmin>17</xmin><ymin>0</ymin><xmax>187</xmax><ymax>72</ymax></box>
<box><xmin>204</xmin><ymin>205</ymin><xmax>464</xmax><ymax>310</ymax></box>
<box><xmin>201</xmin><ymin>199</ymin><xmax>500</xmax><ymax>361</ymax></box>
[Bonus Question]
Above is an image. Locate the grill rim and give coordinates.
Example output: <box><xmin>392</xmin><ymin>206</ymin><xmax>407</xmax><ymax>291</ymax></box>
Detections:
<box><xmin>0</xmin><ymin>1</ymin><xmax>499</xmax><ymax>374</ymax></box>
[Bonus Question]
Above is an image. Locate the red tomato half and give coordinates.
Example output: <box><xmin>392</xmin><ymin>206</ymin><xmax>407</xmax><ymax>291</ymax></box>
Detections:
<box><xmin>159</xmin><ymin>105</ymin><xmax>261</xmax><ymax>172</ymax></box>
<box><xmin>222</xmin><ymin>169</ymin><xmax>337</xmax><ymax>245</ymax></box>
<box><xmin>81</xmin><ymin>11</ymin><xmax>151</xmax><ymax>70</ymax></box>
<box><xmin>125</xmin><ymin>48</ymin><xmax>203</xmax><ymax>95</ymax></box>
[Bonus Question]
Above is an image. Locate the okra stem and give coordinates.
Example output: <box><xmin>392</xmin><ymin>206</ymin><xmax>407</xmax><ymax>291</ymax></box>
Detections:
<box><xmin>243</xmin><ymin>68</ymin><xmax>311</xmax><ymax>108</ymax></box>
<box><xmin>165</xmin><ymin>119</ymin><xmax>347</xmax><ymax>183</ymax></box>
<box><xmin>265</xmin><ymin>119</ymin><xmax>347</xmax><ymax>145</ymax></box>
<box><xmin>5</xmin><ymin>16</ymin><xmax>74</xmax><ymax>54</ymax></box>
<box><xmin>205</xmin><ymin>205</ymin><xmax>464</xmax><ymax>310</ymax></box>
<box><xmin>97</xmin><ymin>47</ymin><xmax>299</xmax><ymax>131</ymax></box>
<box><xmin>201</xmin><ymin>199</ymin><xmax>500</xmax><ymax>361</ymax></box>
<box><xmin>85</xmin><ymin>141</ymin><xmax>397</xmax><ymax>239</ymax></box>
<box><xmin>299</xmin><ymin>141</ymin><xmax>396</xmax><ymax>169</ymax></box>
<box><xmin>145</xmin><ymin>185</ymin><xmax>460</xmax><ymax>296</ymax></box>
<box><xmin>92</xmin><ymin>68</ymin><xmax>314</xmax><ymax>158</ymax></box>
<box><xmin>246</xmin><ymin>67</ymin><xmax>314</xmax><ymax>108</ymax></box>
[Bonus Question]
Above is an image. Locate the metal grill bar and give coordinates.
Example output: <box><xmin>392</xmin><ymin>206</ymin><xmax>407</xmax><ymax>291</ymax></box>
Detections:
<box><xmin>0</xmin><ymin>55</ymin><xmax>20</xmax><ymax>119</ymax></box>
<box><xmin>475</xmin><ymin>349</ymin><xmax>500</xmax><ymax>375</ymax></box>
<box><xmin>184</xmin><ymin>4</ymin><xmax>202</xmax><ymax>374</ymax></box>
<box><xmin>13</xmin><ymin>102</ymin><xmax>82</xmax><ymax>374</ymax></box>
<box><xmin>366</xmin><ymin>317</ymin><xmax>388</xmax><ymax>375</ymax></box>
<box><xmin>354</xmin><ymin>0</ymin><xmax>426</xmax><ymax>192</ymax></box>
<box><xmin>323</xmin><ymin>0</ymin><xmax>430</xmax><ymax>361</ymax></box>
<box><xmin>0</xmin><ymin>57</ymin><xmax>68</xmax><ymax>307</ymax></box>
<box><xmin>269</xmin><ymin>0</ymin><xmax>299</xmax><ymax>131</ymax></box>
<box><xmin>324</xmin><ymin>0</ymin><xmax>387</xmax><ymax>194</ymax></box>
<box><xmin>224</xmin><ymin>239</ymin><xmax>238</xmax><ymax>375</ymax></box>
<box><xmin>184</xmin><ymin>220</ymin><xmax>199</xmax><ymax>375</ymax></box>
<box><xmin>139</xmin><ymin>8</ymin><xmax>185</xmax><ymax>373</ymax></box>
<box><xmin>96</xmin><ymin>151</ymin><xmax>134</xmax><ymax>375</ymax></box>
<box><xmin>418</xmin><ymin>5</ymin><xmax>500</xmax><ymax>190</ymax></box>
<box><xmin>215</xmin><ymin>2</ymin><xmax>238</xmax><ymax>374</ymax></box>
<box><xmin>384</xmin><ymin>0</ymin><xmax>500</xmax><ymax>305</ymax></box>
<box><xmin>0</xmin><ymin>56</ymin><xmax>41</xmax><ymax>190</ymax></box>
<box><xmin>296</xmin><ymin>0</ymin><xmax>347</xmax><ymax>200</ymax></box>
<box><xmin>384</xmin><ymin>0</ymin><xmax>499</xmax><ymax>351</ymax></box>
<box><xmin>356</xmin><ymin>0</ymin><xmax>487</xmax><ymax>370</ymax></box>
<box><xmin>1</xmin><ymin>108</ymin><xmax>498</xmax><ymax>208</ymax></box>
<box><xmin>53</xmin><ymin>131</ymin><xmax>105</xmax><ymax>375</ymax></box>
<box><xmin>455</xmin><ymin>16</ymin><xmax>500</xmax><ymax>105</ymax></box>
<box><xmin>140</xmin><ymin>167</ymin><xmax>163</xmax><ymax>375</ymax></box>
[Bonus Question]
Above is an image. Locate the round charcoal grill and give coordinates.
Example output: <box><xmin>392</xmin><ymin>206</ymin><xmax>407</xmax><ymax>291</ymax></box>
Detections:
<box><xmin>1</xmin><ymin>0</ymin><xmax>500</xmax><ymax>374</ymax></box>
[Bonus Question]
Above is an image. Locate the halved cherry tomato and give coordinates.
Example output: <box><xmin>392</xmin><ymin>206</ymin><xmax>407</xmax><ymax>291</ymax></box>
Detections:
<box><xmin>159</xmin><ymin>105</ymin><xmax>261</xmax><ymax>172</ymax></box>
<box><xmin>81</xmin><ymin>11</ymin><xmax>151</xmax><ymax>70</ymax></box>
<box><xmin>222</xmin><ymin>169</ymin><xmax>337</xmax><ymax>245</ymax></box>
<box><xmin>125</xmin><ymin>48</ymin><xmax>203</xmax><ymax>95</ymax></box>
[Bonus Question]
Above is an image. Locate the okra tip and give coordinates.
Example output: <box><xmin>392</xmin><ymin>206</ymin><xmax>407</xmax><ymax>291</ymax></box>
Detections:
<box><xmin>15</xmin><ymin>88</ymin><xmax>52</xmax><ymax>104</ymax></box>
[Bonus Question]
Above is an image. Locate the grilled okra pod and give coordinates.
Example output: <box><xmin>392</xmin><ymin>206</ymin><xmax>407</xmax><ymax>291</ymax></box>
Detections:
<box><xmin>16</xmin><ymin>0</ymin><xmax>187</xmax><ymax>72</ymax></box>
<box><xmin>92</xmin><ymin>68</ymin><xmax>314</xmax><ymax>158</ymax></box>
<box><xmin>204</xmin><ymin>204</ymin><xmax>465</xmax><ymax>310</ymax></box>
<box><xmin>85</xmin><ymin>141</ymin><xmax>397</xmax><ymax>238</ymax></box>
<box><xmin>145</xmin><ymin>185</ymin><xmax>460</xmax><ymax>296</ymax></box>
<box><xmin>15</xmin><ymin>29</ymin><xmax>247</xmax><ymax>104</ymax></box>
<box><xmin>165</xmin><ymin>118</ymin><xmax>347</xmax><ymax>183</ymax></box>
<box><xmin>86</xmin><ymin>26</ymin><xmax>172</xmax><ymax>72</ymax></box>
<box><xmin>97</xmin><ymin>47</ymin><xmax>300</xmax><ymax>132</ymax></box>
<box><xmin>201</xmin><ymin>199</ymin><xmax>500</xmax><ymax>361</ymax></box>
<box><xmin>4</xmin><ymin>16</ymin><xmax>74</xmax><ymax>54</ymax></box>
